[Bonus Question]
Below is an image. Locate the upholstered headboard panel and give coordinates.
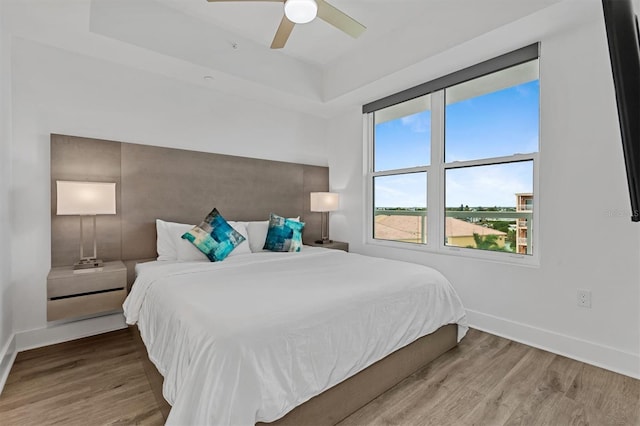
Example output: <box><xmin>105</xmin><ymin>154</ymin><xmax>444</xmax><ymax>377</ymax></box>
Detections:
<box><xmin>51</xmin><ymin>134</ymin><xmax>329</xmax><ymax>274</ymax></box>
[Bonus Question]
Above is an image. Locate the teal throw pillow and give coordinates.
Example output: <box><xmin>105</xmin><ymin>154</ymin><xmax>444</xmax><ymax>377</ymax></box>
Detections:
<box><xmin>181</xmin><ymin>208</ymin><xmax>245</xmax><ymax>262</ymax></box>
<box><xmin>263</xmin><ymin>213</ymin><xmax>305</xmax><ymax>252</ymax></box>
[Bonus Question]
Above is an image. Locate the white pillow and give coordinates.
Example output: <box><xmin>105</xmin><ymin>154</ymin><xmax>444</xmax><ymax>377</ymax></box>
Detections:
<box><xmin>246</xmin><ymin>217</ymin><xmax>300</xmax><ymax>253</ymax></box>
<box><xmin>156</xmin><ymin>219</ymin><xmax>251</xmax><ymax>261</ymax></box>
<box><xmin>156</xmin><ymin>219</ymin><xmax>192</xmax><ymax>261</ymax></box>
<box><xmin>246</xmin><ymin>221</ymin><xmax>269</xmax><ymax>253</ymax></box>
<box><xmin>227</xmin><ymin>222</ymin><xmax>251</xmax><ymax>257</ymax></box>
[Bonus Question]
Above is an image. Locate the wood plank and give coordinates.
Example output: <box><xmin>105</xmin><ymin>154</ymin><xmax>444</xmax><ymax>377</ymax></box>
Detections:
<box><xmin>565</xmin><ymin>362</ymin><xmax>640</xmax><ymax>425</ymax></box>
<box><xmin>339</xmin><ymin>330</ymin><xmax>639</xmax><ymax>426</ymax></box>
<box><xmin>503</xmin><ymin>391</ymin><xmax>592</xmax><ymax>426</ymax></box>
<box><xmin>460</xmin><ymin>348</ymin><xmax>556</xmax><ymax>425</ymax></box>
<box><xmin>339</xmin><ymin>330</ymin><xmax>510</xmax><ymax>425</ymax></box>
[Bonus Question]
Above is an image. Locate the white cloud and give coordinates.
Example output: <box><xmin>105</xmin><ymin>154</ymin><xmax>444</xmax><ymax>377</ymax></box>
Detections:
<box><xmin>400</xmin><ymin>112</ymin><xmax>430</xmax><ymax>133</ymax></box>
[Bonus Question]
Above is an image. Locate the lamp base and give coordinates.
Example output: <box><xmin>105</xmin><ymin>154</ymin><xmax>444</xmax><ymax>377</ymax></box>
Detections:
<box><xmin>73</xmin><ymin>258</ymin><xmax>104</xmax><ymax>270</ymax></box>
<box><xmin>314</xmin><ymin>239</ymin><xmax>334</xmax><ymax>244</ymax></box>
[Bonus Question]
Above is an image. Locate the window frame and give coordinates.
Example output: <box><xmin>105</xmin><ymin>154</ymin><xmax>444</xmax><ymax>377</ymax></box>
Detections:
<box><xmin>364</xmin><ymin>46</ymin><xmax>541</xmax><ymax>266</ymax></box>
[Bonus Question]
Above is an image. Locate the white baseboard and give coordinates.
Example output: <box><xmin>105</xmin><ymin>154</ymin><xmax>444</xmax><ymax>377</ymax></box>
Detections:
<box><xmin>0</xmin><ymin>333</ymin><xmax>17</xmax><ymax>395</ymax></box>
<box><xmin>15</xmin><ymin>313</ymin><xmax>127</xmax><ymax>352</ymax></box>
<box><xmin>466</xmin><ymin>309</ymin><xmax>640</xmax><ymax>379</ymax></box>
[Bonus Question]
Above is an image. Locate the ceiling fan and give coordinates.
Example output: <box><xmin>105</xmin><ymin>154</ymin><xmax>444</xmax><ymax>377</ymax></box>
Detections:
<box><xmin>206</xmin><ymin>0</ymin><xmax>366</xmax><ymax>49</ymax></box>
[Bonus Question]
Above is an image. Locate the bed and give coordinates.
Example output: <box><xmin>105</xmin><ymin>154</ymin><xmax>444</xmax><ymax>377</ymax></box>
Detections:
<box><xmin>51</xmin><ymin>135</ymin><xmax>467</xmax><ymax>425</ymax></box>
<box><xmin>124</xmin><ymin>247</ymin><xmax>467</xmax><ymax>425</ymax></box>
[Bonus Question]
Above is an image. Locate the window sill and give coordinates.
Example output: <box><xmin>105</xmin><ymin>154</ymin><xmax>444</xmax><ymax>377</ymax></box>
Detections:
<box><xmin>365</xmin><ymin>238</ymin><xmax>540</xmax><ymax>268</ymax></box>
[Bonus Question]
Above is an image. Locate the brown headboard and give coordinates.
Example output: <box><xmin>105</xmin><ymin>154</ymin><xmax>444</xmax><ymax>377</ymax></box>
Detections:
<box><xmin>50</xmin><ymin>134</ymin><xmax>329</xmax><ymax>282</ymax></box>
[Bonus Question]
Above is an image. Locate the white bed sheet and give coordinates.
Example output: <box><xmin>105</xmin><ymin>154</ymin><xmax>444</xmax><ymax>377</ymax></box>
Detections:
<box><xmin>124</xmin><ymin>248</ymin><xmax>467</xmax><ymax>425</ymax></box>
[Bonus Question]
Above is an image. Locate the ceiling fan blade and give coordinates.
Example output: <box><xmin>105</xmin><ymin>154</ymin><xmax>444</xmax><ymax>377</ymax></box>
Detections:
<box><xmin>316</xmin><ymin>0</ymin><xmax>366</xmax><ymax>38</ymax></box>
<box><xmin>271</xmin><ymin>15</ymin><xmax>295</xmax><ymax>49</ymax></box>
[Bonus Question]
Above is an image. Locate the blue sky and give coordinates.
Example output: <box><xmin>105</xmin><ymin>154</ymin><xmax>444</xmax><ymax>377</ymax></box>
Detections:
<box><xmin>374</xmin><ymin>80</ymin><xmax>539</xmax><ymax>208</ymax></box>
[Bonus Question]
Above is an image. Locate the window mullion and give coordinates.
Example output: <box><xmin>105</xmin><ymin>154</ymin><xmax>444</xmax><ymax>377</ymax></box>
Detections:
<box><xmin>365</xmin><ymin>113</ymin><xmax>374</xmax><ymax>243</ymax></box>
<box><xmin>365</xmin><ymin>113</ymin><xmax>374</xmax><ymax>174</ymax></box>
<box><xmin>429</xmin><ymin>90</ymin><xmax>445</xmax><ymax>249</ymax></box>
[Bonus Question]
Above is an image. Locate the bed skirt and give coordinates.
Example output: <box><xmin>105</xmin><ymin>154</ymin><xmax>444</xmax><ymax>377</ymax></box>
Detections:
<box><xmin>129</xmin><ymin>323</ymin><xmax>457</xmax><ymax>425</ymax></box>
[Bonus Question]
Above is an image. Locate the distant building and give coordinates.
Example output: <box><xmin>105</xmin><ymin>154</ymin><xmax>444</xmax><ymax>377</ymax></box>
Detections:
<box><xmin>374</xmin><ymin>214</ymin><xmax>424</xmax><ymax>242</ymax></box>
<box><xmin>515</xmin><ymin>193</ymin><xmax>533</xmax><ymax>254</ymax></box>
<box><xmin>444</xmin><ymin>217</ymin><xmax>507</xmax><ymax>249</ymax></box>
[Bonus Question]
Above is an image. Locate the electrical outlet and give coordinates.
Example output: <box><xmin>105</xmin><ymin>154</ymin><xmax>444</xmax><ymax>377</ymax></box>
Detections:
<box><xmin>577</xmin><ymin>289</ymin><xmax>591</xmax><ymax>308</ymax></box>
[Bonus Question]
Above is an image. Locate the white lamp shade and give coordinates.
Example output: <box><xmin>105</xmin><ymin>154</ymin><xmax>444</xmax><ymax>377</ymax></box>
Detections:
<box><xmin>310</xmin><ymin>192</ymin><xmax>339</xmax><ymax>212</ymax></box>
<box><xmin>56</xmin><ymin>181</ymin><xmax>116</xmax><ymax>215</ymax></box>
<box><xmin>284</xmin><ymin>0</ymin><xmax>317</xmax><ymax>24</ymax></box>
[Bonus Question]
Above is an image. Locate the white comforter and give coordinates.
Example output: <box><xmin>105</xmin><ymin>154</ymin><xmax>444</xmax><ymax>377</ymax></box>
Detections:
<box><xmin>124</xmin><ymin>248</ymin><xmax>467</xmax><ymax>426</ymax></box>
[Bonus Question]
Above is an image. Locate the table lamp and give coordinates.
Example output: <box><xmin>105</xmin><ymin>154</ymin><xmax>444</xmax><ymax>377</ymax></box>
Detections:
<box><xmin>56</xmin><ymin>181</ymin><xmax>116</xmax><ymax>269</ymax></box>
<box><xmin>310</xmin><ymin>192</ymin><xmax>339</xmax><ymax>244</ymax></box>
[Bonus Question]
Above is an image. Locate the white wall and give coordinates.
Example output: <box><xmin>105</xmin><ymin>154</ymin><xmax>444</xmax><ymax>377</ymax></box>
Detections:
<box><xmin>10</xmin><ymin>37</ymin><xmax>328</xmax><ymax>340</ymax></box>
<box><xmin>328</xmin><ymin>2</ymin><xmax>640</xmax><ymax>377</ymax></box>
<box><xmin>0</xmin><ymin>0</ymin><xmax>17</xmax><ymax>390</ymax></box>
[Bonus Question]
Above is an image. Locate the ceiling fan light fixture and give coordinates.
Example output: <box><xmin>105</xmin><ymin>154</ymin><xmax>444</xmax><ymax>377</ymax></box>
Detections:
<box><xmin>284</xmin><ymin>0</ymin><xmax>318</xmax><ymax>24</ymax></box>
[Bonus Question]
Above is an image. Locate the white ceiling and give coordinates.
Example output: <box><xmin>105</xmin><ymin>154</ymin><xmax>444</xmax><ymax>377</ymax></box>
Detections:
<box><xmin>87</xmin><ymin>0</ymin><xmax>563</xmax><ymax>98</ymax></box>
<box><xmin>6</xmin><ymin>0</ymin><xmax>589</xmax><ymax>116</ymax></box>
<box><xmin>89</xmin><ymin>0</ymin><xmax>564</xmax><ymax>70</ymax></box>
<box><xmin>150</xmin><ymin>0</ymin><xmax>443</xmax><ymax>67</ymax></box>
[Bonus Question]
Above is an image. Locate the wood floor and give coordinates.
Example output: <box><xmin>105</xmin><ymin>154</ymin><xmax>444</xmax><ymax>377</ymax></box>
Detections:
<box><xmin>0</xmin><ymin>330</ymin><xmax>163</xmax><ymax>425</ymax></box>
<box><xmin>0</xmin><ymin>328</ymin><xmax>637</xmax><ymax>426</ymax></box>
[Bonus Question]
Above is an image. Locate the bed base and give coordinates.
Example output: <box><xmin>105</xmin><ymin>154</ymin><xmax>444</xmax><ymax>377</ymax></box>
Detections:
<box><xmin>130</xmin><ymin>324</ymin><xmax>457</xmax><ymax>425</ymax></box>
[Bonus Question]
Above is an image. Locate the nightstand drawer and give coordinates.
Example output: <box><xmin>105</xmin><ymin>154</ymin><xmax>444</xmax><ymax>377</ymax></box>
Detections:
<box><xmin>47</xmin><ymin>261</ymin><xmax>126</xmax><ymax>298</ymax></box>
<box><xmin>47</xmin><ymin>260</ymin><xmax>127</xmax><ymax>321</ymax></box>
<box><xmin>47</xmin><ymin>289</ymin><xmax>127</xmax><ymax>322</ymax></box>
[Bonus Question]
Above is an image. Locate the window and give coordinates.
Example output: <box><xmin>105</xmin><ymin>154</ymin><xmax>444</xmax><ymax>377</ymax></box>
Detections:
<box><xmin>373</xmin><ymin>94</ymin><xmax>431</xmax><ymax>244</ymax></box>
<box><xmin>365</xmin><ymin>45</ymin><xmax>539</xmax><ymax>260</ymax></box>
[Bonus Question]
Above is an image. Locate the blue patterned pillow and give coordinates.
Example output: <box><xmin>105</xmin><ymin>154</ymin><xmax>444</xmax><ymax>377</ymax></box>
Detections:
<box><xmin>181</xmin><ymin>208</ymin><xmax>246</xmax><ymax>262</ymax></box>
<box><xmin>263</xmin><ymin>213</ymin><xmax>305</xmax><ymax>252</ymax></box>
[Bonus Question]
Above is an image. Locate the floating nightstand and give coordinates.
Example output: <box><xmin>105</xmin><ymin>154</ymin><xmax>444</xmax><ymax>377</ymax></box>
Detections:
<box><xmin>47</xmin><ymin>260</ymin><xmax>127</xmax><ymax>321</ymax></box>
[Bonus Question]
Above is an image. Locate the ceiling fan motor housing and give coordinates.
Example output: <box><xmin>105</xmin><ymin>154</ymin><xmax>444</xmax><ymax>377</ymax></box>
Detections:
<box><xmin>284</xmin><ymin>0</ymin><xmax>318</xmax><ymax>24</ymax></box>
